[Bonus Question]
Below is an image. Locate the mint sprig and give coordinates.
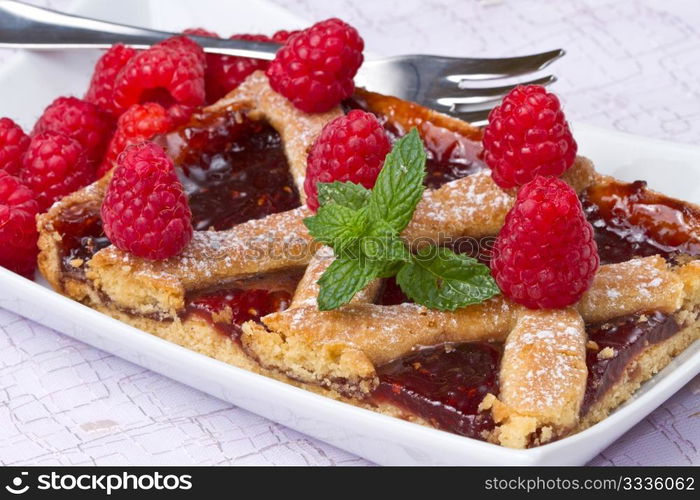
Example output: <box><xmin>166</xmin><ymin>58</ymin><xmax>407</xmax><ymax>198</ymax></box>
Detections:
<box><xmin>302</xmin><ymin>204</ymin><xmax>366</xmax><ymax>252</ymax></box>
<box><xmin>317</xmin><ymin>181</ymin><xmax>370</xmax><ymax>210</ymax></box>
<box><xmin>317</xmin><ymin>256</ymin><xmax>381</xmax><ymax>311</ymax></box>
<box><xmin>303</xmin><ymin>128</ymin><xmax>500</xmax><ymax>311</ymax></box>
<box><xmin>366</xmin><ymin>129</ymin><xmax>427</xmax><ymax>232</ymax></box>
<box><xmin>396</xmin><ymin>247</ymin><xmax>500</xmax><ymax>311</ymax></box>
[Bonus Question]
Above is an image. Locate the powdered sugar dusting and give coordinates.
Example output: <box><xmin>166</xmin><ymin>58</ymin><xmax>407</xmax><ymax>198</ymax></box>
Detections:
<box><xmin>501</xmin><ymin>311</ymin><xmax>587</xmax><ymax>417</ymax></box>
<box><xmin>579</xmin><ymin>256</ymin><xmax>683</xmax><ymax>322</ymax></box>
<box><xmin>405</xmin><ymin>170</ymin><xmax>513</xmax><ymax>242</ymax></box>
<box><xmin>94</xmin><ymin>206</ymin><xmax>316</xmax><ymax>287</ymax></box>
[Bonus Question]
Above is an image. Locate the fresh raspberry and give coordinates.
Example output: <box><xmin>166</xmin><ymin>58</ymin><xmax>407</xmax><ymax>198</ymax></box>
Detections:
<box><xmin>483</xmin><ymin>85</ymin><xmax>577</xmax><ymax>189</ymax></box>
<box><xmin>101</xmin><ymin>142</ymin><xmax>192</xmax><ymax>260</ymax></box>
<box><xmin>111</xmin><ymin>36</ymin><xmax>205</xmax><ymax>126</ymax></box>
<box><xmin>22</xmin><ymin>132</ymin><xmax>93</xmax><ymax>211</ymax></box>
<box><xmin>490</xmin><ymin>176</ymin><xmax>599</xmax><ymax>309</ymax></box>
<box><xmin>185</xmin><ymin>29</ymin><xmax>273</xmax><ymax>103</ymax></box>
<box><xmin>183</xmin><ymin>27</ymin><xmax>219</xmax><ymax>38</ymax></box>
<box><xmin>32</xmin><ymin>96</ymin><xmax>114</xmax><ymax>165</ymax></box>
<box><xmin>266</xmin><ymin>18</ymin><xmax>364</xmax><ymax>113</ymax></box>
<box><xmin>0</xmin><ymin>171</ymin><xmax>39</xmax><ymax>278</ymax></box>
<box><xmin>98</xmin><ymin>103</ymin><xmax>172</xmax><ymax>178</ymax></box>
<box><xmin>0</xmin><ymin>117</ymin><xmax>30</xmax><ymax>176</ymax></box>
<box><xmin>85</xmin><ymin>44</ymin><xmax>137</xmax><ymax>115</ymax></box>
<box><xmin>158</xmin><ymin>35</ymin><xmax>207</xmax><ymax>66</ymax></box>
<box><xmin>271</xmin><ymin>29</ymin><xmax>300</xmax><ymax>43</ymax></box>
<box><xmin>304</xmin><ymin>109</ymin><xmax>390</xmax><ymax>211</ymax></box>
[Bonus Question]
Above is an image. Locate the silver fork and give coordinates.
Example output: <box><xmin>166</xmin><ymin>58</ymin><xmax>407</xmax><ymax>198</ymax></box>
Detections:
<box><xmin>0</xmin><ymin>0</ymin><xmax>563</xmax><ymax>124</ymax></box>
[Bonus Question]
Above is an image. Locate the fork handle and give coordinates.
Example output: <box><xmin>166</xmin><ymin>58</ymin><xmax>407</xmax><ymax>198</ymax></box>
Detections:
<box><xmin>0</xmin><ymin>0</ymin><xmax>280</xmax><ymax>59</ymax></box>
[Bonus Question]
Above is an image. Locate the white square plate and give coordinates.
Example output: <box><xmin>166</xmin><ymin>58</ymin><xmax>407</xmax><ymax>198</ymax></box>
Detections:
<box><xmin>0</xmin><ymin>0</ymin><xmax>697</xmax><ymax>466</ymax></box>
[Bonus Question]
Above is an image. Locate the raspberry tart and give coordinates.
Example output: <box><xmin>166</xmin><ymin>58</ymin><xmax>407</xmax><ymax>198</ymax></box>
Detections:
<box><xmin>22</xmin><ymin>22</ymin><xmax>699</xmax><ymax>450</ymax></box>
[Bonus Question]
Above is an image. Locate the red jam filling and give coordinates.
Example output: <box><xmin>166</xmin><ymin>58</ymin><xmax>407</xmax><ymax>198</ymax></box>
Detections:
<box><xmin>184</xmin><ymin>288</ymin><xmax>292</xmax><ymax>341</ymax></box>
<box><xmin>583</xmin><ymin>180</ymin><xmax>700</xmax><ymax>265</ymax></box>
<box><xmin>344</xmin><ymin>96</ymin><xmax>486</xmax><ymax>189</ymax></box>
<box><xmin>373</xmin><ymin>342</ymin><xmax>501</xmax><ymax>440</ymax></box>
<box><xmin>582</xmin><ymin>311</ymin><xmax>679</xmax><ymax>415</ymax></box>
<box><xmin>54</xmin><ymin>205</ymin><xmax>110</xmax><ymax>275</ymax></box>
<box><xmin>392</xmin><ymin>120</ymin><xmax>486</xmax><ymax>189</ymax></box>
<box><xmin>162</xmin><ymin>112</ymin><xmax>300</xmax><ymax>231</ymax></box>
<box><xmin>373</xmin><ymin>311</ymin><xmax>680</xmax><ymax>440</ymax></box>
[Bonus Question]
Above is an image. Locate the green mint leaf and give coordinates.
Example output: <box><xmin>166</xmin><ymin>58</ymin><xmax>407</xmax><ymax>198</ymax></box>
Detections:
<box><xmin>317</xmin><ymin>181</ymin><xmax>370</xmax><ymax>210</ymax></box>
<box><xmin>317</xmin><ymin>257</ymin><xmax>380</xmax><ymax>311</ymax></box>
<box><xmin>360</xmin><ymin>234</ymin><xmax>411</xmax><ymax>263</ymax></box>
<box><xmin>367</xmin><ymin>128</ymin><xmax>426</xmax><ymax>233</ymax></box>
<box><xmin>396</xmin><ymin>247</ymin><xmax>500</xmax><ymax>311</ymax></box>
<box><xmin>303</xmin><ymin>204</ymin><xmax>367</xmax><ymax>252</ymax></box>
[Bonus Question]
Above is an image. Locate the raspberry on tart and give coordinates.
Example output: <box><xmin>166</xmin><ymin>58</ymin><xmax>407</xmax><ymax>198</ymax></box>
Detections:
<box><xmin>101</xmin><ymin>141</ymin><xmax>193</xmax><ymax>260</ymax></box>
<box><xmin>483</xmin><ymin>84</ymin><xmax>577</xmax><ymax>189</ymax></box>
<box><xmin>85</xmin><ymin>44</ymin><xmax>137</xmax><ymax>116</ymax></box>
<box><xmin>98</xmin><ymin>102</ymin><xmax>172</xmax><ymax>178</ymax></box>
<box><xmin>0</xmin><ymin>171</ymin><xmax>39</xmax><ymax>278</ymax></box>
<box><xmin>32</xmin><ymin>96</ymin><xmax>114</xmax><ymax>165</ymax></box>
<box><xmin>111</xmin><ymin>36</ymin><xmax>206</xmax><ymax>126</ymax></box>
<box><xmin>0</xmin><ymin>117</ymin><xmax>30</xmax><ymax>176</ymax></box>
<box><xmin>305</xmin><ymin>109</ymin><xmax>391</xmax><ymax>211</ymax></box>
<box><xmin>491</xmin><ymin>176</ymin><xmax>599</xmax><ymax>309</ymax></box>
<box><xmin>22</xmin><ymin>131</ymin><xmax>94</xmax><ymax>211</ymax></box>
<box><xmin>266</xmin><ymin>18</ymin><xmax>364</xmax><ymax>113</ymax></box>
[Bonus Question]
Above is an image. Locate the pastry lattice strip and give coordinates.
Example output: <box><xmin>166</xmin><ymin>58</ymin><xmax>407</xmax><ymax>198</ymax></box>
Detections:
<box><xmin>85</xmin><ymin>157</ymin><xmax>595</xmax><ymax>317</ymax></box>
<box><xmin>243</xmin><ymin>255</ymin><xmax>683</xmax><ymax>385</ymax></box>
<box><xmin>241</xmin><ymin>255</ymin><xmax>687</xmax><ymax>444</ymax></box>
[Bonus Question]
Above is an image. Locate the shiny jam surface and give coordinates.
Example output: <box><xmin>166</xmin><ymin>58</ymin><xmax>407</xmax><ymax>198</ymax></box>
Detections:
<box><xmin>54</xmin><ymin>205</ymin><xmax>110</xmax><ymax>275</ymax></box>
<box><xmin>163</xmin><ymin>112</ymin><xmax>300</xmax><ymax>231</ymax></box>
<box><xmin>406</xmin><ymin>121</ymin><xmax>486</xmax><ymax>189</ymax></box>
<box><xmin>344</xmin><ymin>95</ymin><xmax>486</xmax><ymax>189</ymax></box>
<box><xmin>184</xmin><ymin>288</ymin><xmax>292</xmax><ymax>341</ymax></box>
<box><xmin>165</xmin><ymin>112</ymin><xmax>300</xmax><ymax>331</ymax></box>
<box><xmin>582</xmin><ymin>311</ymin><xmax>679</xmax><ymax>415</ymax></box>
<box><xmin>583</xmin><ymin>180</ymin><xmax>700</xmax><ymax>265</ymax></box>
<box><xmin>373</xmin><ymin>342</ymin><xmax>502</xmax><ymax>440</ymax></box>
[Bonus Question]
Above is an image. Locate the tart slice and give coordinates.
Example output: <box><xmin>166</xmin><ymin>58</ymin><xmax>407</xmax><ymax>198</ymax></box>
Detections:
<box><xmin>36</xmin><ymin>70</ymin><xmax>700</xmax><ymax>449</ymax></box>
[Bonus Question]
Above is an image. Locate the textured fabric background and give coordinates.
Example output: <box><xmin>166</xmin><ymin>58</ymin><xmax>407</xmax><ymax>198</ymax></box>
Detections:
<box><xmin>0</xmin><ymin>0</ymin><xmax>698</xmax><ymax>466</ymax></box>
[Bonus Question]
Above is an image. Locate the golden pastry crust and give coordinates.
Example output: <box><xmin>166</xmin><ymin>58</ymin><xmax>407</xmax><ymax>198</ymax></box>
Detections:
<box><xmin>242</xmin><ymin>298</ymin><xmax>520</xmax><ymax>396</ymax></box>
<box><xmin>353</xmin><ymin>87</ymin><xmax>483</xmax><ymax>142</ymax></box>
<box><xmin>577</xmin><ymin>255</ymin><xmax>684</xmax><ymax>321</ymax></box>
<box><xmin>87</xmin><ymin>207</ymin><xmax>316</xmax><ymax>318</ymax></box>
<box><xmin>403</xmin><ymin>157</ymin><xmax>595</xmax><ymax>245</ymax></box>
<box><xmin>36</xmin><ymin>174</ymin><xmax>112</xmax><ymax>295</ymax></box>
<box><xmin>241</xmin><ymin>256</ymin><xmax>684</xmax><ymax>394</ymax></box>
<box><xmin>489</xmin><ymin>309</ymin><xmax>587</xmax><ymax>448</ymax></box>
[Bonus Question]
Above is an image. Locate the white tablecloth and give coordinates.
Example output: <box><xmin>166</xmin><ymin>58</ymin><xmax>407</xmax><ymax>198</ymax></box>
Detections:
<box><xmin>0</xmin><ymin>0</ymin><xmax>698</xmax><ymax>466</ymax></box>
